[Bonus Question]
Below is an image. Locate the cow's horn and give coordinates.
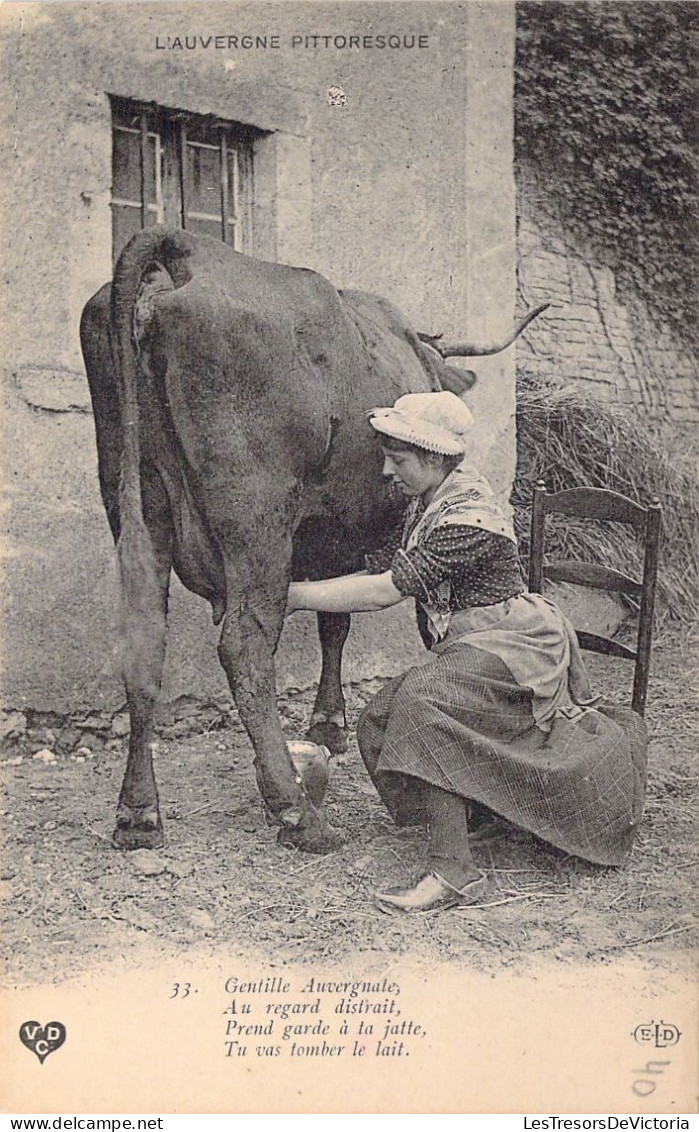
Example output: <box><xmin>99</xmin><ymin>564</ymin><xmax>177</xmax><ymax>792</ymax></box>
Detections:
<box><xmin>419</xmin><ymin>303</ymin><xmax>550</xmax><ymax>359</ymax></box>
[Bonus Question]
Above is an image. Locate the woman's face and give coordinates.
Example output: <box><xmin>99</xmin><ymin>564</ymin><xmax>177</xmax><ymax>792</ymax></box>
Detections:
<box><xmin>381</xmin><ymin>446</ymin><xmax>446</xmax><ymax>499</ymax></box>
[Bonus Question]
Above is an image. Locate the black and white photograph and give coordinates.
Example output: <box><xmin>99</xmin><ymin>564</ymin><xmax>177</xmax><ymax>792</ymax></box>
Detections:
<box><xmin>0</xmin><ymin>0</ymin><xmax>696</xmax><ymax>1116</ymax></box>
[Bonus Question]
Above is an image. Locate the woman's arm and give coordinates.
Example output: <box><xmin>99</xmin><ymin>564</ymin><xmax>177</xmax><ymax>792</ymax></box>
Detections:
<box><xmin>287</xmin><ymin>571</ymin><xmax>406</xmax><ymax>615</ymax></box>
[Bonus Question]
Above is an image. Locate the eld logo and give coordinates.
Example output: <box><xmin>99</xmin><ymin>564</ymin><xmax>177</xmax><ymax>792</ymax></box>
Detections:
<box><xmin>632</xmin><ymin>1021</ymin><xmax>682</xmax><ymax>1048</ymax></box>
<box><xmin>19</xmin><ymin>1020</ymin><xmax>66</xmax><ymax>1064</ymax></box>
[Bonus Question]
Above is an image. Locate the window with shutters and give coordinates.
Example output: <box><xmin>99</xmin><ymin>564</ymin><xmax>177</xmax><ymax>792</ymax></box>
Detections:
<box><xmin>110</xmin><ymin>97</ymin><xmax>259</xmax><ymax>263</ymax></box>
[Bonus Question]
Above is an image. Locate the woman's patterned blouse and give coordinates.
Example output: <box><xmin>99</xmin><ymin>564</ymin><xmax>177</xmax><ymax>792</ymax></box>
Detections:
<box><xmin>365</xmin><ymin>498</ymin><xmax>525</xmax><ymax>618</ymax></box>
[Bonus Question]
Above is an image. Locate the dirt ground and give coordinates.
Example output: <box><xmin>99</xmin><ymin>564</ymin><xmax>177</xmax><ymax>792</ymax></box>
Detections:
<box><xmin>1</xmin><ymin>627</ymin><xmax>696</xmax><ymax>987</ymax></box>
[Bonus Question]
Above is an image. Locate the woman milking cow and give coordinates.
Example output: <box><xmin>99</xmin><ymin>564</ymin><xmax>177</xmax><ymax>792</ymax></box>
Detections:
<box><xmin>286</xmin><ymin>392</ymin><xmax>647</xmax><ymax>913</ymax></box>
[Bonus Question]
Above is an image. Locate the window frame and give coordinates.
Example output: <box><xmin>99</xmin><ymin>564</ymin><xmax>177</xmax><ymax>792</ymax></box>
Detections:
<box><xmin>109</xmin><ymin>96</ymin><xmax>258</xmax><ymax>263</ymax></box>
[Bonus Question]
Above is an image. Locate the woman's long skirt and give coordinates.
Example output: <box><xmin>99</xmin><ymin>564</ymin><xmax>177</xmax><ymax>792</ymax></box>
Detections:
<box><xmin>356</xmin><ymin>643</ymin><xmax>648</xmax><ymax>866</ymax></box>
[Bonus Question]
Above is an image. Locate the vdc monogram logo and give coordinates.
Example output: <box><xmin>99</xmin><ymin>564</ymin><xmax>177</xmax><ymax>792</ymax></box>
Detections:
<box><xmin>19</xmin><ymin>1020</ymin><xmax>66</xmax><ymax>1064</ymax></box>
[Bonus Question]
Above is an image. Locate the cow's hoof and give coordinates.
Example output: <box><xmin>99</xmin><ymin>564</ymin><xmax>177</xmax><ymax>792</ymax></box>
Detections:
<box><xmin>306</xmin><ymin>720</ymin><xmax>349</xmax><ymax>755</ymax></box>
<box><xmin>277</xmin><ymin>816</ymin><xmax>345</xmax><ymax>855</ymax></box>
<box><xmin>113</xmin><ymin>805</ymin><xmax>164</xmax><ymax>850</ymax></box>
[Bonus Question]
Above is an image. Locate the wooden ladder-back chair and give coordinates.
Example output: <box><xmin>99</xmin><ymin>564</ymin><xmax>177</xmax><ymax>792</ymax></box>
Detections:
<box><xmin>528</xmin><ymin>482</ymin><xmax>662</xmax><ymax>717</ymax></box>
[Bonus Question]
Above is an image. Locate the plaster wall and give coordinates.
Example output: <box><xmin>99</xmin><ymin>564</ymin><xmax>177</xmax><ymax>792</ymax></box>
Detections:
<box><xmin>1</xmin><ymin>0</ymin><xmax>516</xmax><ymax>713</ymax></box>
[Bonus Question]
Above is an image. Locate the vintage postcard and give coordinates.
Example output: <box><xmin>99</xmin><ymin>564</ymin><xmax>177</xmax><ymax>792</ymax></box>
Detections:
<box><xmin>1</xmin><ymin>0</ymin><xmax>696</xmax><ymax>1116</ymax></box>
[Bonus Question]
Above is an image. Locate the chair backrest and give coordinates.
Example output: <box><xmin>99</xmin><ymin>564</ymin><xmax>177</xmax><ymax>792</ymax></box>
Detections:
<box><xmin>528</xmin><ymin>482</ymin><xmax>662</xmax><ymax>716</ymax></box>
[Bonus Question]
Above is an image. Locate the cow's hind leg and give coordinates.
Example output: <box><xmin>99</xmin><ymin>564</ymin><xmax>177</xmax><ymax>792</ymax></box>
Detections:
<box><xmin>218</xmin><ymin>545</ymin><xmax>344</xmax><ymax>855</ymax></box>
<box><xmin>113</xmin><ymin>470</ymin><xmax>172</xmax><ymax>849</ymax></box>
<box><xmin>307</xmin><ymin>612</ymin><xmax>350</xmax><ymax>754</ymax></box>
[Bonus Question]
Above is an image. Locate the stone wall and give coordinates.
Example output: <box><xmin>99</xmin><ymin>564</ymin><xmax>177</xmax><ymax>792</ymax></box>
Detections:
<box><xmin>516</xmin><ymin>161</ymin><xmax>698</xmax><ymax>428</ymax></box>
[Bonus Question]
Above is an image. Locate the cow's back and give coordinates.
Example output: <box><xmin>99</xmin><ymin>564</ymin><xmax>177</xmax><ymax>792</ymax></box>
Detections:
<box><xmin>86</xmin><ymin>228</ymin><xmax>449</xmax><ymax>594</ymax></box>
<box><xmin>135</xmin><ymin>234</ymin><xmax>433</xmax><ymax>560</ymax></box>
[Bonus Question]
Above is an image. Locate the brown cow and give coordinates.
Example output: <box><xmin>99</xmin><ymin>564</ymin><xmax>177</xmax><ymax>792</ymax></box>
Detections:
<box><xmin>80</xmin><ymin>227</ymin><xmax>544</xmax><ymax>854</ymax></box>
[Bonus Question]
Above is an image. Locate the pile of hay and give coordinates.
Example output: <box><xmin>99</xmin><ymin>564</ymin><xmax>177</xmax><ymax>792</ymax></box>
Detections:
<box><xmin>512</xmin><ymin>374</ymin><xmax>697</xmax><ymax>622</ymax></box>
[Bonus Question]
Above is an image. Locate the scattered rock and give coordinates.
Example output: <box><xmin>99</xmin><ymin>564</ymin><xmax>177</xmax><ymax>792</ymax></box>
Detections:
<box><xmin>55</xmin><ymin>726</ymin><xmax>83</xmax><ymax>756</ymax></box>
<box><xmin>168</xmin><ymin>696</ymin><xmax>200</xmax><ymax>720</ymax></box>
<box><xmin>3</xmin><ymin>756</ymin><xmax>23</xmax><ymax>766</ymax></box>
<box><xmin>0</xmin><ymin>710</ymin><xmax>27</xmax><ymax>742</ymax></box>
<box><xmin>27</xmin><ymin>727</ymin><xmax>56</xmax><ymax>751</ymax></box>
<box><xmin>77</xmin><ymin>714</ymin><xmax>112</xmax><ymax>732</ymax></box>
<box><xmin>167</xmin><ymin>860</ymin><xmax>193</xmax><ymax>879</ymax></box>
<box><xmin>188</xmin><ymin>908</ymin><xmax>215</xmax><ymax>932</ymax></box>
<box><xmin>105</xmin><ymin>739</ymin><xmax>124</xmax><ymax>755</ymax></box>
<box><xmin>121</xmin><ymin>905</ymin><xmax>158</xmax><ymax>932</ymax></box>
<box><xmin>111</xmin><ymin>713</ymin><xmax>130</xmax><ymax>738</ymax></box>
<box><xmin>161</xmin><ymin>720</ymin><xmax>192</xmax><ymax>740</ymax></box>
<box><xmin>130</xmin><ymin>849</ymin><xmax>167</xmax><ymax>876</ymax></box>
<box><xmin>358</xmin><ymin>678</ymin><xmax>386</xmax><ymax>696</ymax></box>
<box><xmin>77</xmin><ymin>733</ymin><xmax>104</xmax><ymax>755</ymax></box>
<box><xmin>76</xmin><ymin>747</ymin><xmax>94</xmax><ymax>759</ymax></box>
<box><xmin>32</xmin><ymin>748</ymin><xmax>57</xmax><ymax>765</ymax></box>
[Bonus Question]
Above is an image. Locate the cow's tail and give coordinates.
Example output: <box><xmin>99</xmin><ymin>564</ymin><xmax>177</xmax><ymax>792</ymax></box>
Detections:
<box><xmin>110</xmin><ymin>227</ymin><xmax>193</xmax><ymax>698</ymax></box>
